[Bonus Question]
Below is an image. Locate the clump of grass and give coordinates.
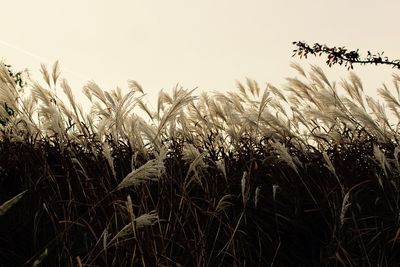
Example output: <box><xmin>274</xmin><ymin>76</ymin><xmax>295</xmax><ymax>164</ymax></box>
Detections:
<box><xmin>1</xmin><ymin>62</ymin><xmax>400</xmax><ymax>266</ymax></box>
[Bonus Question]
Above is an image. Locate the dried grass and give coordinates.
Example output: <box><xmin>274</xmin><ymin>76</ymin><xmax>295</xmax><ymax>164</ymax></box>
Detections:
<box><xmin>2</xmin><ymin>62</ymin><xmax>400</xmax><ymax>266</ymax></box>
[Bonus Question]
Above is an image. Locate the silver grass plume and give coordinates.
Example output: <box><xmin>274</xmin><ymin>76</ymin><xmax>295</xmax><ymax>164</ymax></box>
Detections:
<box><xmin>0</xmin><ymin>190</ymin><xmax>27</xmax><ymax>216</ymax></box>
<box><xmin>108</xmin><ymin>210</ymin><xmax>159</xmax><ymax>245</ymax></box>
<box><xmin>340</xmin><ymin>191</ymin><xmax>351</xmax><ymax>227</ymax></box>
<box><xmin>216</xmin><ymin>194</ymin><xmax>234</xmax><ymax>213</ymax></box>
<box><xmin>270</xmin><ymin>141</ymin><xmax>300</xmax><ymax>173</ymax></box>
<box><xmin>117</xmin><ymin>146</ymin><xmax>167</xmax><ymax>189</ymax></box>
<box><xmin>373</xmin><ymin>144</ymin><xmax>390</xmax><ymax>177</ymax></box>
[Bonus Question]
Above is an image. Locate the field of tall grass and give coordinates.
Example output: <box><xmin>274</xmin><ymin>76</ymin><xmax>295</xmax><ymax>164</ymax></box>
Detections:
<box><xmin>1</xmin><ymin>61</ymin><xmax>400</xmax><ymax>266</ymax></box>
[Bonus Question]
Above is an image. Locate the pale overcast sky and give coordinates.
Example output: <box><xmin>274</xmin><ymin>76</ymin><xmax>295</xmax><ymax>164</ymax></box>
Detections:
<box><xmin>1</xmin><ymin>0</ymin><xmax>400</xmax><ymax>107</ymax></box>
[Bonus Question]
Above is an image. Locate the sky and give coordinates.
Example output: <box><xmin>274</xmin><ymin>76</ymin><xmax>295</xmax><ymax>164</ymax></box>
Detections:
<box><xmin>1</xmin><ymin>0</ymin><xmax>400</xmax><ymax>109</ymax></box>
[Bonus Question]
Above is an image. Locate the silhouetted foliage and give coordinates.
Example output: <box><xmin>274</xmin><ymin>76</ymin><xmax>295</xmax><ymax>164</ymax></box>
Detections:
<box><xmin>293</xmin><ymin>41</ymin><xmax>400</xmax><ymax>70</ymax></box>
<box><xmin>0</xmin><ymin>63</ymin><xmax>25</xmax><ymax>125</ymax></box>
<box><xmin>2</xmin><ymin>63</ymin><xmax>26</xmax><ymax>89</ymax></box>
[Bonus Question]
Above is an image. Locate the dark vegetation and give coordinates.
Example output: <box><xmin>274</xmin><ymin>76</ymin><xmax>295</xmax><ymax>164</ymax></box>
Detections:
<box><xmin>1</xmin><ymin>49</ymin><xmax>400</xmax><ymax>266</ymax></box>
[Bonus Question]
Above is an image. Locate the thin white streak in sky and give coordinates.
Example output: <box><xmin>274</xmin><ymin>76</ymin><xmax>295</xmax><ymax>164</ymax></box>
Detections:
<box><xmin>0</xmin><ymin>39</ymin><xmax>90</xmax><ymax>83</ymax></box>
